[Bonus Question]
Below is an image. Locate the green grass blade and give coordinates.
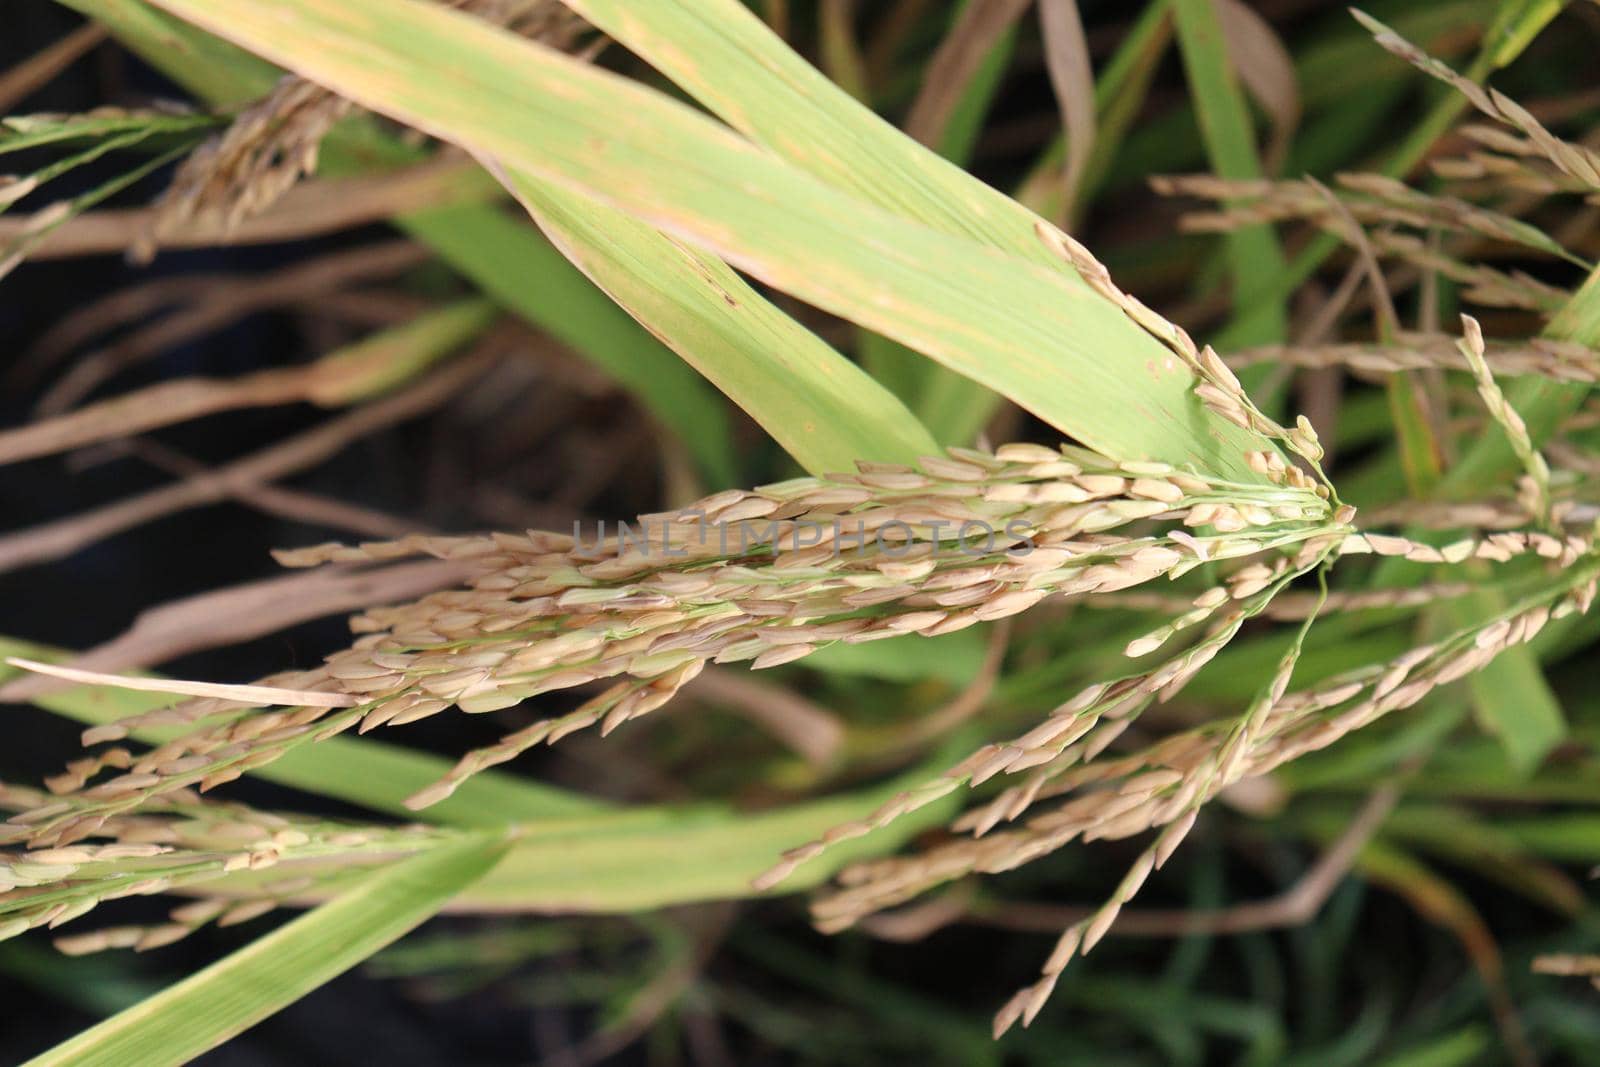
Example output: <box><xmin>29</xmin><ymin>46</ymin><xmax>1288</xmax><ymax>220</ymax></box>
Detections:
<box><xmin>557</xmin><ymin>0</ymin><xmax>1271</xmax><ymax>459</ymax></box>
<box><xmin>453</xmin><ymin>770</ymin><xmax>958</xmax><ymax>910</ymax></box>
<box><xmin>1460</xmin><ymin>622</ymin><xmax>1565</xmax><ymax>774</ymax></box>
<box><xmin>195</xmin><ymin>757</ymin><xmax>963</xmax><ymax>913</ymax></box>
<box><xmin>308</xmin><ymin>298</ymin><xmax>497</xmax><ymax>404</ymax></box>
<box><xmin>858</xmin><ymin>0</ymin><xmax>1027</xmax><ymax>444</ymax></box>
<box><xmin>500</xmin><ymin>167</ymin><xmax>939</xmax><ymax>471</ymax></box>
<box><xmin>394</xmin><ymin>204</ymin><xmax>738</xmax><ymax>485</ymax></box>
<box><xmin>1084</xmin><ymin>0</ymin><xmax>1174</xmax><ymax>207</ymax></box>
<box><xmin>817</xmin><ymin>0</ymin><xmax>870</xmax><ymax>103</ymax></box>
<box><xmin>571</xmin><ymin>0</ymin><xmax>1191</xmax><ymax>451</ymax></box>
<box><xmin>1</xmin><ymin>142</ymin><xmax>190</xmax><ymax>279</ymax></box>
<box><xmin>566</xmin><ymin>0</ymin><xmax>1058</xmax><ymax>265</ymax></box>
<box><xmin>1171</xmin><ymin>0</ymin><xmax>1289</xmax><ymax>345</ymax></box>
<box><xmin>141</xmin><ymin>0</ymin><xmax>1272</xmax><ymax>478</ymax></box>
<box><xmin>0</xmin><ymin>111</ymin><xmax>219</xmax><ymax>156</ymax></box>
<box><xmin>22</xmin><ymin>836</ymin><xmax>507</xmax><ymax>1067</ymax></box>
<box><xmin>929</xmin><ymin>1</ymin><xmax>1020</xmax><ymax>166</ymax></box>
<box><xmin>53</xmin><ymin>0</ymin><xmax>279</xmax><ymax>106</ymax></box>
<box><xmin>0</xmin><ymin>125</ymin><xmax>205</xmax><ymax>215</ymax></box>
<box><xmin>860</xmin><ymin>0</ymin><xmax>1026</xmax><ymax>443</ymax></box>
<box><xmin>67</xmin><ymin>0</ymin><xmax>1252</xmax><ymax>478</ymax></box>
<box><xmin>803</xmin><ymin>630</ymin><xmax>987</xmax><ymax>685</ymax></box>
<box><xmin>912</xmin><ymin>361</ymin><xmax>1005</xmax><ymax>448</ymax></box>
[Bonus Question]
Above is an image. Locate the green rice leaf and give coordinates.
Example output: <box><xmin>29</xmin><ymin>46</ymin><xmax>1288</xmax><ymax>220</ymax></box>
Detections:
<box><xmin>499</xmin><ymin>167</ymin><xmax>940</xmax><ymax>471</ymax></box>
<box><xmin>1456</xmin><ymin>591</ymin><xmax>1565</xmax><ymax>773</ymax></box>
<box><xmin>394</xmin><ymin>203</ymin><xmax>739</xmax><ymax>485</ymax></box>
<box><xmin>1171</xmin><ymin>0</ymin><xmax>1289</xmax><ymax>345</ymax></box>
<box><xmin>53</xmin><ymin>0</ymin><xmax>280</xmax><ymax>106</ymax></box>
<box><xmin>453</xmin><ymin>770</ymin><xmax>957</xmax><ymax>910</ymax></box>
<box><xmin>1</xmin><ymin>142</ymin><xmax>190</xmax><ymax>280</ymax></box>
<box><xmin>193</xmin><ymin>761</ymin><xmax>961</xmax><ymax>913</ymax></box>
<box><xmin>22</xmin><ymin>836</ymin><xmax>508</xmax><ymax>1067</ymax></box>
<box><xmin>139</xmin><ymin>0</ymin><xmax>1273</xmax><ymax>479</ymax></box>
<box><xmin>0</xmin><ymin>111</ymin><xmax>217</xmax><ymax>157</ymax></box>
<box><xmin>567</xmin><ymin>0</ymin><xmax>1059</xmax><ymax>263</ymax></box>
<box><xmin>857</xmin><ymin>0</ymin><xmax>1023</xmax><ymax>445</ymax></box>
<box><xmin>803</xmin><ymin>630</ymin><xmax>987</xmax><ymax>685</ymax></box>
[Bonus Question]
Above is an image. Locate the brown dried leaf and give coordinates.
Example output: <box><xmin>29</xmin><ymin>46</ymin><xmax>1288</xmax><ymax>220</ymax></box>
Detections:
<box><xmin>1215</xmin><ymin>0</ymin><xmax>1299</xmax><ymax>173</ymax></box>
<box><xmin>1038</xmin><ymin>0</ymin><xmax>1096</xmax><ymax>211</ymax></box>
<box><xmin>903</xmin><ymin>0</ymin><xmax>1030</xmax><ymax>147</ymax></box>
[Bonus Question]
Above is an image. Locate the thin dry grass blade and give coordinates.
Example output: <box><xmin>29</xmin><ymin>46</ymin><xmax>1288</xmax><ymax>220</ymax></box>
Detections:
<box><xmin>0</xmin><ymin>23</ymin><xmax>107</xmax><ymax>112</ymax></box>
<box><xmin>0</xmin><ymin>561</ymin><xmax>465</xmax><ymax>703</ymax></box>
<box><xmin>1228</xmin><ymin>335</ymin><xmax>1600</xmax><ymax>383</ymax></box>
<box><xmin>903</xmin><ymin>0</ymin><xmax>1030</xmax><ymax>147</ymax></box>
<box><xmin>121</xmin><ymin>440</ymin><xmax>426</xmax><ymax>540</ymax></box>
<box><xmin>4</xmin><ymin>657</ymin><xmax>359</xmax><ymax>707</ymax></box>
<box><xmin>688</xmin><ymin>669</ymin><xmax>845</xmax><ymax>768</ymax></box>
<box><xmin>0</xmin><ymin>156</ymin><xmax>494</xmax><ymax>261</ymax></box>
<box><xmin>1038</xmin><ymin>0</ymin><xmax>1095</xmax><ymax>211</ymax></box>
<box><xmin>0</xmin><ymin>374</ymin><xmax>300</xmax><ymax>465</ymax></box>
<box><xmin>36</xmin><ymin>240</ymin><xmax>433</xmax><ymax>414</ymax></box>
<box><xmin>0</xmin><ymin>350</ymin><xmax>496</xmax><ymax>575</ymax></box>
